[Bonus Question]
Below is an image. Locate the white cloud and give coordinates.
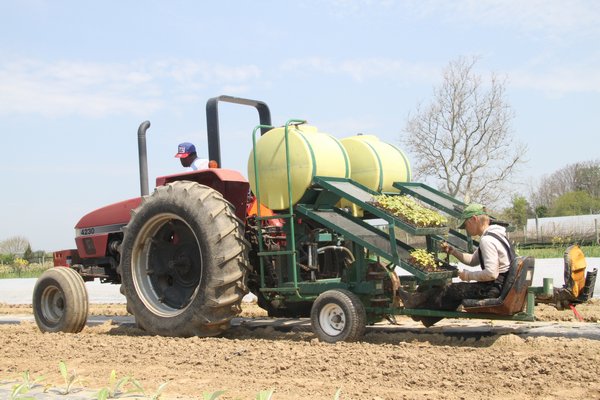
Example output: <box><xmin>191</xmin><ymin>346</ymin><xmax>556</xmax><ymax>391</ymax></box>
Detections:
<box><xmin>281</xmin><ymin>57</ymin><xmax>337</xmax><ymax>74</ymax></box>
<box><xmin>281</xmin><ymin>54</ymin><xmax>600</xmax><ymax>97</ymax></box>
<box><xmin>340</xmin><ymin>59</ymin><xmax>438</xmax><ymax>83</ymax></box>
<box><xmin>0</xmin><ymin>58</ymin><xmax>262</xmax><ymax>118</ymax></box>
<box><xmin>326</xmin><ymin>0</ymin><xmax>600</xmax><ymax>38</ymax></box>
<box><xmin>417</xmin><ymin>0</ymin><xmax>600</xmax><ymax>39</ymax></box>
<box><xmin>511</xmin><ymin>64</ymin><xmax>600</xmax><ymax>96</ymax></box>
<box><xmin>281</xmin><ymin>57</ymin><xmax>438</xmax><ymax>84</ymax></box>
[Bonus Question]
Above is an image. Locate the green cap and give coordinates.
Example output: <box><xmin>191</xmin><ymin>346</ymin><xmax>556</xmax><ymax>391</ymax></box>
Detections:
<box><xmin>458</xmin><ymin>203</ymin><xmax>488</xmax><ymax>229</ymax></box>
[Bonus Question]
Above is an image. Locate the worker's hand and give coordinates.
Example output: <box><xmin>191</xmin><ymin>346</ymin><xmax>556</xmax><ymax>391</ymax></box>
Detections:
<box><xmin>440</xmin><ymin>242</ymin><xmax>453</xmax><ymax>255</ymax></box>
<box><xmin>458</xmin><ymin>269</ymin><xmax>469</xmax><ymax>281</ymax></box>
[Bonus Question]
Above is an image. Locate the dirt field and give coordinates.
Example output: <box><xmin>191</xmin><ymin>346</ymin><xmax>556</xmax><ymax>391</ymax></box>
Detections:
<box><xmin>1</xmin><ymin>301</ymin><xmax>600</xmax><ymax>399</ymax></box>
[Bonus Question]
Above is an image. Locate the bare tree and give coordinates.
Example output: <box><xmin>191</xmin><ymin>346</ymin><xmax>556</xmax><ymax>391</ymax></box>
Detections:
<box><xmin>0</xmin><ymin>236</ymin><xmax>31</xmax><ymax>255</ymax></box>
<box><xmin>402</xmin><ymin>56</ymin><xmax>526</xmax><ymax>206</ymax></box>
<box><xmin>529</xmin><ymin>164</ymin><xmax>578</xmax><ymax>211</ymax></box>
<box><xmin>574</xmin><ymin>160</ymin><xmax>600</xmax><ymax>198</ymax></box>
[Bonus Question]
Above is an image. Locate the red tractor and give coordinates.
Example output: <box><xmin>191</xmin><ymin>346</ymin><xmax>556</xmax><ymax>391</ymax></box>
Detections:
<box><xmin>34</xmin><ymin>96</ymin><xmax>267</xmax><ymax>337</ymax></box>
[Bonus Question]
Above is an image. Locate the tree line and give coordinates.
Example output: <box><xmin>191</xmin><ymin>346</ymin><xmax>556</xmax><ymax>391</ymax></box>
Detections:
<box><xmin>0</xmin><ymin>235</ymin><xmax>50</xmax><ymax>265</ymax></box>
<box><xmin>503</xmin><ymin>160</ymin><xmax>600</xmax><ymax>229</ymax></box>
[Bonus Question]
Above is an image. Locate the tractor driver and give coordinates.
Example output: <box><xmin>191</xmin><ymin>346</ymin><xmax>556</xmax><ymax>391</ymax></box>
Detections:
<box><xmin>398</xmin><ymin>203</ymin><xmax>514</xmax><ymax>312</ymax></box>
<box><xmin>175</xmin><ymin>142</ymin><xmax>210</xmax><ymax>170</ymax></box>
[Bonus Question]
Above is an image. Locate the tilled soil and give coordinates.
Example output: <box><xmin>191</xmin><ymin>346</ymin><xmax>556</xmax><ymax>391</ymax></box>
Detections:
<box><xmin>0</xmin><ymin>301</ymin><xmax>599</xmax><ymax>399</ymax></box>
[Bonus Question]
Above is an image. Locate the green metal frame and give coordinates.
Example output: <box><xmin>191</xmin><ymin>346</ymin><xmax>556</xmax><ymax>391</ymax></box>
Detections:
<box><xmin>295</xmin><ymin>204</ymin><xmax>455</xmax><ymax>282</ymax></box>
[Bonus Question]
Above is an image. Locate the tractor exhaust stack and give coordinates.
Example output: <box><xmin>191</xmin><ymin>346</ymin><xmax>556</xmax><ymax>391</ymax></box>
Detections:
<box><xmin>137</xmin><ymin>120</ymin><xmax>151</xmax><ymax>197</ymax></box>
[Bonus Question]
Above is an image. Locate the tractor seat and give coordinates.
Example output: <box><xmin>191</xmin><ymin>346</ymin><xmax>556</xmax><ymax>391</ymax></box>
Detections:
<box><xmin>461</xmin><ymin>256</ymin><xmax>535</xmax><ymax>315</ymax></box>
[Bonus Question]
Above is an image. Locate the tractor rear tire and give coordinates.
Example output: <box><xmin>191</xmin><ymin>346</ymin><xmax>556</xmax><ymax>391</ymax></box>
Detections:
<box><xmin>32</xmin><ymin>267</ymin><xmax>89</xmax><ymax>333</ymax></box>
<box><xmin>311</xmin><ymin>289</ymin><xmax>366</xmax><ymax>343</ymax></box>
<box><xmin>119</xmin><ymin>181</ymin><xmax>250</xmax><ymax>337</ymax></box>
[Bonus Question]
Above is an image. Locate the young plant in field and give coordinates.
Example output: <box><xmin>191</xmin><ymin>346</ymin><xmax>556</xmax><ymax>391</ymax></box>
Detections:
<box><xmin>371</xmin><ymin>195</ymin><xmax>447</xmax><ymax>228</ymax></box>
<box><xmin>95</xmin><ymin>369</ymin><xmax>143</xmax><ymax>399</ymax></box>
<box><xmin>58</xmin><ymin>361</ymin><xmax>80</xmax><ymax>395</ymax></box>
<box><xmin>409</xmin><ymin>249</ymin><xmax>442</xmax><ymax>271</ymax></box>
<box><xmin>147</xmin><ymin>382</ymin><xmax>169</xmax><ymax>400</ymax></box>
<box><xmin>9</xmin><ymin>382</ymin><xmax>34</xmax><ymax>400</ymax></box>
<box><xmin>96</xmin><ymin>388</ymin><xmax>110</xmax><ymax>400</ymax></box>
<box><xmin>203</xmin><ymin>390</ymin><xmax>227</xmax><ymax>400</ymax></box>
<box><xmin>256</xmin><ymin>389</ymin><xmax>274</xmax><ymax>400</ymax></box>
<box><xmin>20</xmin><ymin>370</ymin><xmax>46</xmax><ymax>390</ymax></box>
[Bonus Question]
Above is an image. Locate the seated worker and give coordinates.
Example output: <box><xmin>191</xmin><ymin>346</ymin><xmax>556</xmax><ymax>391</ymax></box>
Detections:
<box><xmin>399</xmin><ymin>203</ymin><xmax>515</xmax><ymax>311</ymax></box>
<box><xmin>175</xmin><ymin>142</ymin><xmax>209</xmax><ymax>170</ymax></box>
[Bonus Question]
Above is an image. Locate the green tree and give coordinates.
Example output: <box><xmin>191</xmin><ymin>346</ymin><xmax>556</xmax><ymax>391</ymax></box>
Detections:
<box><xmin>23</xmin><ymin>244</ymin><xmax>34</xmax><ymax>262</ymax></box>
<box><xmin>0</xmin><ymin>253</ymin><xmax>15</xmax><ymax>264</ymax></box>
<box><xmin>549</xmin><ymin>191</ymin><xmax>600</xmax><ymax>216</ymax></box>
<box><xmin>534</xmin><ymin>205</ymin><xmax>549</xmax><ymax>218</ymax></box>
<box><xmin>504</xmin><ymin>195</ymin><xmax>530</xmax><ymax>229</ymax></box>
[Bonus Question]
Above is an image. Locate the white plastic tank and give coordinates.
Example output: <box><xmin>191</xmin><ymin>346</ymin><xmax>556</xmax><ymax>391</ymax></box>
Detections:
<box><xmin>248</xmin><ymin>124</ymin><xmax>351</xmax><ymax>210</ymax></box>
<box><xmin>340</xmin><ymin>134</ymin><xmax>411</xmax><ymax>192</ymax></box>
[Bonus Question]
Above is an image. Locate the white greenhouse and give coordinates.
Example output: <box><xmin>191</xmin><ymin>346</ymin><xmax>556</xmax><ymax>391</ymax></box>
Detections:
<box><xmin>526</xmin><ymin>214</ymin><xmax>600</xmax><ymax>243</ymax></box>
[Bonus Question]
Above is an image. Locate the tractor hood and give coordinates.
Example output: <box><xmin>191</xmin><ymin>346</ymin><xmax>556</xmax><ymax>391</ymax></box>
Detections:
<box><xmin>75</xmin><ymin>197</ymin><xmax>142</xmax><ymax>230</ymax></box>
<box><xmin>73</xmin><ymin>197</ymin><xmax>142</xmax><ymax>259</ymax></box>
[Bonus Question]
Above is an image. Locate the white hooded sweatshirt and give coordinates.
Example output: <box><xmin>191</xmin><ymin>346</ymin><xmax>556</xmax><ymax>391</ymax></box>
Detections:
<box><xmin>461</xmin><ymin>224</ymin><xmax>512</xmax><ymax>282</ymax></box>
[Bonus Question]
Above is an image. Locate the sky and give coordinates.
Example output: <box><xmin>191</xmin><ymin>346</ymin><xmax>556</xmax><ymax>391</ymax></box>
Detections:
<box><xmin>1</xmin><ymin>0</ymin><xmax>599</xmax><ymax>251</ymax></box>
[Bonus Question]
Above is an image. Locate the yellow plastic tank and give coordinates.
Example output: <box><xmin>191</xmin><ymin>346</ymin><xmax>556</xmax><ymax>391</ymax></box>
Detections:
<box><xmin>340</xmin><ymin>134</ymin><xmax>411</xmax><ymax>192</ymax></box>
<box><xmin>248</xmin><ymin>124</ymin><xmax>350</xmax><ymax>210</ymax></box>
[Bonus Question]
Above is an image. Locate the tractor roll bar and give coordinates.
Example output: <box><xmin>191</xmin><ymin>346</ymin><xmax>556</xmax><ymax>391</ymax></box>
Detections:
<box><xmin>137</xmin><ymin>120</ymin><xmax>151</xmax><ymax>196</ymax></box>
<box><xmin>206</xmin><ymin>95</ymin><xmax>272</xmax><ymax>167</ymax></box>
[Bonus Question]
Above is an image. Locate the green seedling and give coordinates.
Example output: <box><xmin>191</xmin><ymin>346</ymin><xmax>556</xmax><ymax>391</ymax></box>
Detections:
<box><xmin>256</xmin><ymin>389</ymin><xmax>274</xmax><ymax>400</ymax></box>
<box><xmin>409</xmin><ymin>248</ymin><xmax>443</xmax><ymax>271</ymax></box>
<box><xmin>147</xmin><ymin>382</ymin><xmax>168</xmax><ymax>400</ymax></box>
<box><xmin>9</xmin><ymin>382</ymin><xmax>35</xmax><ymax>400</ymax></box>
<box><xmin>96</xmin><ymin>388</ymin><xmax>110</xmax><ymax>400</ymax></box>
<box><xmin>130</xmin><ymin>378</ymin><xmax>145</xmax><ymax>396</ymax></box>
<box><xmin>95</xmin><ymin>369</ymin><xmax>143</xmax><ymax>399</ymax></box>
<box><xmin>21</xmin><ymin>370</ymin><xmax>46</xmax><ymax>390</ymax></box>
<box><xmin>334</xmin><ymin>388</ymin><xmax>342</xmax><ymax>400</ymax></box>
<box><xmin>372</xmin><ymin>195</ymin><xmax>447</xmax><ymax>228</ymax></box>
<box><xmin>108</xmin><ymin>369</ymin><xmax>129</xmax><ymax>397</ymax></box>
<box><xmin>203</xmin><ymin>390</ymin><xmax>227</xmax><ymax>400</ymax></box>
<box><xmin>58</xmin><ymin>361</ymin><xmax>79</xmax><ymax>395</ymax></box>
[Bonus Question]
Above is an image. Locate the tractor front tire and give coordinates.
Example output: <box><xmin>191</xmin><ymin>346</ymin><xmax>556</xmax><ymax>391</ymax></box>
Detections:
<box><xmin>32</xmin><ymin>267</ymin><xmax>89</xmax><ymax>333</ymax></box>
<box><xmin>119</xmin><ymin>181</ymin><xmax>250</xmax><ymax>337</ymax></box>
<box><xmin>311</xmin><ymin>289</ymin><xmax>366</xmax><ymax>343</ymax></box>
